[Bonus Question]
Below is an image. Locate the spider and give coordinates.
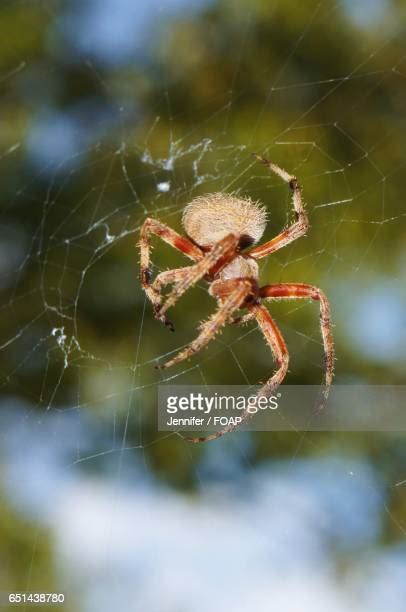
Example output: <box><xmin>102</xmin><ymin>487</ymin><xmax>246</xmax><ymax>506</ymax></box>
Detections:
<box><xmin>139</xmin><ymin>155</ymin><xmax>334</xmax><ymax>443</ymax></box>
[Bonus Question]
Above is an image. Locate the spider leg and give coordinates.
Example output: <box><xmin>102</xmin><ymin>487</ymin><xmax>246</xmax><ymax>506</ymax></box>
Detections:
<box><xmin>253</xmin><ymin>303</ymin><xmax>290</xmax><ymax>395</ymax></box>
<box><xmin>149</xmin><ymin>268</ymin><xmax>192</xmax><ymax>330</ymax></box>
<box><xmin>156</xmin><ymin>233</ymin><xmax>240</xmax><ymax>318</ymax></box>
<box><xmin>260</xmin><ymin>283</ymin><xmax>334</xmax><ymax>398</ymax></box>
<box><xmin>157</xmin><ymin>278</ymin><xmax>255</xmax><ymax>370</ymax></box>
<box><xmin>139</xmin><ymin>218</ymin><xmax>203</xmax><ymax>319</ymax></box>
<box><xmin>245</xmin><ymin>155</ymin><xmax>309</xmax><ymax>260</ymax></box>
<box><xmin>188</xmin><ymin>302</ymin><xmax>289</xmax><ymax>443</ymax></box>
<box><xmin>230</xmin><ymin>311</ymin><xmax>257</xmax><ymax>326</ymax></box>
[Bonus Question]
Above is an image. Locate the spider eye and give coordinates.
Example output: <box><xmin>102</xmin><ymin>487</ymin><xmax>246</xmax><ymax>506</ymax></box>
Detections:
<box><xmin>239</xmin><ymin>234</ymin><xmax>255</xmax><ymax>249</ymax></box>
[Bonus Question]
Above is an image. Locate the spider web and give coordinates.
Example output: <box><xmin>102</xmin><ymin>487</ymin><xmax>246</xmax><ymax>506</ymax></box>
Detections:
<box><xmin>1</xmin><ymin>0</ymin><xmax>406</xmax><ymax>608</ymax></box>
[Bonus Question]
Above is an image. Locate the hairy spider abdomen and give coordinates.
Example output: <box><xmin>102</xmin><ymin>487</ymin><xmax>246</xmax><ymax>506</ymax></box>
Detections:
<box><xmin>182</xmin><ymin>193</ymin><xmax>267</xmax><ymax>248</ymax></box>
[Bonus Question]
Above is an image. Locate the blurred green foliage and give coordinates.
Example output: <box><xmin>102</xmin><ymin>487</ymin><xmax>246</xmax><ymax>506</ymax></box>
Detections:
<box><xmin>0</xmin><ymin>494</ymin><xmax>57</xmax><ymax>594</ymax></box>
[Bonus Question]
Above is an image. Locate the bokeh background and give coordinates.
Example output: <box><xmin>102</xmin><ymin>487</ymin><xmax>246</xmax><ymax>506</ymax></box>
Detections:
<box><xmin>1</xmin><ymin>0</ymin><xmax>406</xmax><ymax>610</ymax></box>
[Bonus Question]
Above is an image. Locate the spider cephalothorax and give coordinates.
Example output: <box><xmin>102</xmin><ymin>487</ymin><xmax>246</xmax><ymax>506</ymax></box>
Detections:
<box><xmin>139</xmin><ymin>155</ymin><xmax>335</xmax><ymax>443</ymax></box>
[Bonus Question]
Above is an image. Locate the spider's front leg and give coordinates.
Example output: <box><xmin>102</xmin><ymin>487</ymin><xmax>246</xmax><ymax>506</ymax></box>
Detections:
<box><xmin>139</xmin><ymin>218</ymin><xmax>203</xmax><ymax>329</ymax></box>
<box><xmin>149</xmin><ymin>268</ymin><xmax>192</xmax><ymax>331</ymax></box>
<box><xmin>246</xmin><ymin>155</ymin><xmax>309</xmax><ymax>259</ymax></box>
